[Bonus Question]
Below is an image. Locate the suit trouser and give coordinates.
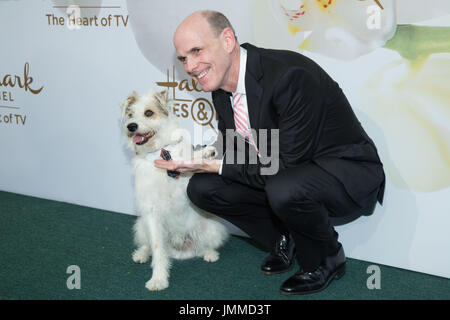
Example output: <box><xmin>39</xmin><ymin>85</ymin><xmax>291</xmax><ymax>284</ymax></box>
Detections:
<box><xmin>187</xmin><ymin>162</ymin><xmax>366</xmax><ymax>271</ymax></box>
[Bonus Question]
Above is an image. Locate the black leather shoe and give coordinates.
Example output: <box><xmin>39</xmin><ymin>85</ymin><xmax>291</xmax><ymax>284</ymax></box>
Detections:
<box><xmin>260</xmin><ymin>234</ymin><xmax>295</xmax><ymax>275</ymax></box>
<box><xmin>280</xmin><ymin>244</ymin><xmax>346</xmax><ymax>295</ymax></box>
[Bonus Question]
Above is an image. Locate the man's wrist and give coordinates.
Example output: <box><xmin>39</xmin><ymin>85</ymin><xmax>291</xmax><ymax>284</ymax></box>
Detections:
<box><xmin>208</xmin><ymin>159</ymin><xmax>222</xmax><ymax>173</ymax></box>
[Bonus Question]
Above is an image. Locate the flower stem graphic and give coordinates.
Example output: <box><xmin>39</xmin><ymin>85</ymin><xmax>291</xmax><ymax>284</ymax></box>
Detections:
<box><xmin>384</xmin><ymin>25</ymin><xmax>450</xmax><ymax>70</ymax></box>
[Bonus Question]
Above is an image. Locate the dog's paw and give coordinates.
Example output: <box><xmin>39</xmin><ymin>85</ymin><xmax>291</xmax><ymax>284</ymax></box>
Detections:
<box><xmin>132</xmin><ymin>246</ymin><xmax>150</xmax><ymax>264</ymax></box>
<box><xmin>145</xmin><ymin>277</ymin><xmax>169</xmax><ymax>291</ymax></box>
<box><xmin>201</xmin><ymin>146</ymin><xmax>217</xmax><ymax>160</ymax></box>
<box><xmin>203</xmin><ymin>249</ymin><xmax>220</xmax><ymax>262</ymax></box>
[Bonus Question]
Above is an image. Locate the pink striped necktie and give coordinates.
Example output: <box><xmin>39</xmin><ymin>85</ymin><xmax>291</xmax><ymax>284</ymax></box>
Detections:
<box><xmin>232</xmin><ymin>92</ymin><xmax>259</xmax><ymax>155</ymax></box>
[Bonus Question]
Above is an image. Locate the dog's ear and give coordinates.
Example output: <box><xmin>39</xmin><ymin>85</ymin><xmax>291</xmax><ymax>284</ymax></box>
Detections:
<box><xmin>154</xmin><ymin>90</ymin><xmax>170</xmax><ymax>116</ymax></box>
<box><xmin>120</xmin><ymin>91</ymin><xmax>138</xmax><ymax>119</ymax></box>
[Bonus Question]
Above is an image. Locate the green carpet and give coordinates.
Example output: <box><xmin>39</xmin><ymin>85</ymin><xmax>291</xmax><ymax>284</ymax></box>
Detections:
<box><xmin>1</xmin><ymin>190</ymin><xmax>449</xmax><ymax>300</ymax></box>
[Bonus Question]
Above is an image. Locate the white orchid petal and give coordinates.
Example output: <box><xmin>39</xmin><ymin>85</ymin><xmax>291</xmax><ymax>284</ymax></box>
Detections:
<box><xmin>397</xmin><ymin>0</ymin><xmax>450</xmax><ymax>24</ymax></box>
<box><xmin>362</xmin><ymin>56</ymin><xmax>450</xmax><ymax>192</ymax></box>
<box><xmin>270</xmin><ymin>0</ymin><xmax>316</xmax><ymax>31</ymax></box>
<box><xmin>301</xmin><ymin>26</ymin><xmax>391</xmax><ymax>60</ymax></box>
<box><xmin>325</xmin><ymin>27</ymin><xmax>375</xmax><ymax>58</ymax></box>
<box><xmin>334</xmin><ymin>0</ymin><xmax>397</xmax><ymax>42</ymax></box>
<box><xmin>269</xmin><ymin>0</ymin><xmax>397</xmax><ymax>60</ymax></box>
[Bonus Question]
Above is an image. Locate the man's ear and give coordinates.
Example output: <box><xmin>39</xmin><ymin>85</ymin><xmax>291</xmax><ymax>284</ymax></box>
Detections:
<box><xmin>120</xmin><ymin>91</ymin><xmax>138</xmax><ymax>119</ymax></box>
<box><xmin>221</xmin><ymin>27</ymin><xmax>237</xmax><ymax>53</ymax></box>
<box><xmin>154</xmin><ymin>90</ymin><xmax>170</xmax><ymax>116</ymax></box>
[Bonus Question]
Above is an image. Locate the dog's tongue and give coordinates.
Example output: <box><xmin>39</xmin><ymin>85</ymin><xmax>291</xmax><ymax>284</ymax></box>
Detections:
<box><xmin>133</xmin><ymin>135</ymin><xmax>145</xmax><ymax>144</ymax></box>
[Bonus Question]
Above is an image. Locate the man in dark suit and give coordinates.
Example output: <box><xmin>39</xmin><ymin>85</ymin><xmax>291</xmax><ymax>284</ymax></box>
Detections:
<box><xmin>156</xmin><ymin>10</ymin><xmax>385</xmax><ymax>295</ymax></box>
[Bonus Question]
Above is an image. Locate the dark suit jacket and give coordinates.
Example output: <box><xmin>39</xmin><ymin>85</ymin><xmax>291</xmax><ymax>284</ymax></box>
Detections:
<box><xmin>212</xmin><ymin>43</ymin><xmax>385</xmax><ymax>210</ymax></box>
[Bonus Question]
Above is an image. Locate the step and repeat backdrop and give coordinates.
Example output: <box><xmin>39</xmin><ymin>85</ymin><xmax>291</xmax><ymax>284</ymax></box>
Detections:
<box><xmin>1</xmin><ymin>0</ymin><xmax>449</xmax><ymax>278</ymax></box>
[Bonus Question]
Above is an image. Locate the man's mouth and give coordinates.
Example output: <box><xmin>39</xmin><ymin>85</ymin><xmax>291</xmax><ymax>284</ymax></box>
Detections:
<box><xmin>132</xmin><ymin>131</ymin><xmax>155</xmax><ymax>145</ymax></box>
<box><xmin>195</xmin><ymin>67</ymin><xmax>210</xmax><ymax>80</ymax></box>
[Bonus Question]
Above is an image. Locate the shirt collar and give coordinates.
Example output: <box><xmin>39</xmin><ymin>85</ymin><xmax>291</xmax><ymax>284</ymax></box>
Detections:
<box><xmin>234</xmin><ymin>47</ymin><xmax>247</xmax><ymax>95</ymax></box>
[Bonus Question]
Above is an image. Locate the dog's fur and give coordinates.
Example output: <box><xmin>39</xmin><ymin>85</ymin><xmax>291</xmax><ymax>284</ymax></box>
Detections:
<box><xmin>120</xmin><ymin>90</ymin><xmax>228</xmax><ymax>291</ymax></box>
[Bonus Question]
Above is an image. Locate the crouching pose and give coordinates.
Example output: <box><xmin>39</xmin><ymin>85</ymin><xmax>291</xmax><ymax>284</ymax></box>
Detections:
<box><xmin>154</xmin><ymin>10</ymin><xmax>385</xmax><ymax>296</ymax></box>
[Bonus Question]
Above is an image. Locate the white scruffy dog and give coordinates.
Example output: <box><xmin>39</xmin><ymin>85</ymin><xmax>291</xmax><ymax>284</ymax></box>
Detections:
<box><xmin>120</xmin><ymin>89</ymin><xmax>228</xmax><ymax>291</ymax></box>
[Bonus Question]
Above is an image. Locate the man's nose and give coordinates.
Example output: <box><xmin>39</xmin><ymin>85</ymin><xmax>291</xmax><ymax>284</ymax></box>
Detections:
<box><xmin>185</xmin><ymin>57</ymin><xmax>198</xmax><ymax>75</ymax></box>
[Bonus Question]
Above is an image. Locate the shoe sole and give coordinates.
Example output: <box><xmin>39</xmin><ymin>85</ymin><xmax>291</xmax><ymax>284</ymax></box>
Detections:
<box><xmin>279</xmin><ymin>263</ymin><xmax>346</xmax><ymax>296</ymax></box>
<box><xmin>261</xmin><ymin>262</ymin><xmax>294</xmax><ymax>275</ymax></box>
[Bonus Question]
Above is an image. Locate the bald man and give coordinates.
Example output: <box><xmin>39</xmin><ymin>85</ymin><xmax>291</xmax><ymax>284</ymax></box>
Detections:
<box><xmin>155</xmin><ymin>10</ymin><xmax>385</xmax><ymax>295</ymax></box>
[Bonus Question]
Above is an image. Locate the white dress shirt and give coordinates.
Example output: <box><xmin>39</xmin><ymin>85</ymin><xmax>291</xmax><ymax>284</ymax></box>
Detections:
<box><xmin>218</xmin><ymin>47</ymin><xmax>248</xmax><ymax>175</ymax></box>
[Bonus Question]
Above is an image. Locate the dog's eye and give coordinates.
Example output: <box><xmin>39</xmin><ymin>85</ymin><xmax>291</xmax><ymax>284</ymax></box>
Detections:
<box><xmin>127</xmin><ymin>113</ymin><xmax>133</xmax><ymax>118</ymax></box>
<box><xmin>145</xmin><ymin>110</ymin><xmax>154</xmax><ymax>117</ymax></box>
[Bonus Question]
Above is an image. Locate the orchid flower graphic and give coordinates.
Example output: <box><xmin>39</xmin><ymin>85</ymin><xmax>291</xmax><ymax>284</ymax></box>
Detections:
<box><xmin>363</xmin><ymin>25</ymin><xmax>450</xmax><ymax>192</ymax></box>
<box><xmin>270</xmin><ymin>0</ymin><xmax>450</xmax><ymax>191</ymax></box>
<box><xmin>269</xmin><ymin>0</ymin><xmax>396</xmax><ymax>60</ymax></box>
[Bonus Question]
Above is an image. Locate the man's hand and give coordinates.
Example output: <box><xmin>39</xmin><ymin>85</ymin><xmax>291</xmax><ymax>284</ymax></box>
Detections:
<box><xmin>154</xmin><ymin>159</ymin><xmax>222</xmax><ymax>174</ymax></box>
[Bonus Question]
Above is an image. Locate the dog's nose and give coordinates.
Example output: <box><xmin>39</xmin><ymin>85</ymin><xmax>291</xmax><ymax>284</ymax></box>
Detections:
<box><xmin>127</xmin><ymin>123</ymin><xmax>138</xmax><ymax>132</ymax></box>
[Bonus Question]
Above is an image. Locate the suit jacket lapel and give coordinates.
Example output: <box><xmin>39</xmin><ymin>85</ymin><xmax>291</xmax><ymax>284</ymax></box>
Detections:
<box><xmin>242</xmin><ymin>43</ymin><xmax>263</xmax><ymax>131</ymax></box>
